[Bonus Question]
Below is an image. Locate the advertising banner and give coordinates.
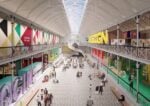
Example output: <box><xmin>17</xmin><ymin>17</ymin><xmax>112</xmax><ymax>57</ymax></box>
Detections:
<box><xmin>0</xmin><ymin>18</ymin><xmax>12</xmax><ymax>57</ymax></box>
<box><xmin>21</xmin><ymin>26</ymin><xmax>32</xmax><ymax>46</ymax></box>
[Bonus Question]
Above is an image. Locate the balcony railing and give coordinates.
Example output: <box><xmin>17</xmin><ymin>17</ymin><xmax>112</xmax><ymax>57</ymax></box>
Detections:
<box><xmin>87</xmin><ymin>44</ymin><xmax>150</xmax><ymax>64</ymax></box>
<box><xmin>0</xmin><ymin>43</ymin><xmax>60</xmax><ymax>62</ymax></box>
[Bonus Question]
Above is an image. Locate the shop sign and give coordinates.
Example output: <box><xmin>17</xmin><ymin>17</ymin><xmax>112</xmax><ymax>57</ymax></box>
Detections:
<box><xmin>88</xmin><ymin>30</ymin><xmax>108</xmax><ymax>44</ymax></box>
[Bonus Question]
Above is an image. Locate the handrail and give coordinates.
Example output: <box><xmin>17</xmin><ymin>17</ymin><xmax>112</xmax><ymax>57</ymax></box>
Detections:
<box><xmin>90</xmin><ymin>44</ymin><xmax>150</xmax><ymax>48</ymax></box>
<box><xmin>102</xmin><ymin>64</ymin><xmax>150</xmax><ymax>103</ymax></box>
<box><xmin>88</xmin><ymin>44</ymin><xmax>150</xmax><ymax>65</ymax></box>
<box><xmin>0</xmin><ymin>43</ymin><xmax>60</xmax><ymax>48</ymax></box>
<box><xmin>0</xmin><ymin>44</ymin><xmax>61</xmax><ymax>65</ymax></box>
<box><xmin>26</xmin><ymin>89</ymin><xmax>39</xmax><ymax>106</ymax></box>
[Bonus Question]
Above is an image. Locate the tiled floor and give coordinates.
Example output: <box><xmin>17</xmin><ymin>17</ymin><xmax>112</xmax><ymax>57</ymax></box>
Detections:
<box><xmin>29</xmin><ymin>60</ymin><xmax>121</xmax><ymax>106</ymax></box>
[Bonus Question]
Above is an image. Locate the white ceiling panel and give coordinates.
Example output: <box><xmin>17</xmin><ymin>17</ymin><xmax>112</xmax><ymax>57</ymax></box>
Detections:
<box><xmin>0</xmin><ymin>0</ymin><xmax>150</xmax><ymax>37</ymax></box>
<box><xmin>79</xmin><ymin>0</ymin><xmax>150</xmax><ymax>36</ymax></box>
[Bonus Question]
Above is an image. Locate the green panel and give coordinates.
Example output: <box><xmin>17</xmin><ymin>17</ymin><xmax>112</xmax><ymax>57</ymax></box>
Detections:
<box><xmin>15</xmin><ymin>60</ymin><xmax>21</xmax><ymax>72</ymax></box>
<box><xmin>102</xmin><ymin>62</ymin><xmax>150</xmax><ymax>105</ymax></box>
<box><xmin>18</xmin><ymin>62</ymin><xmax>41</xmax><ymax>76</ymax></box>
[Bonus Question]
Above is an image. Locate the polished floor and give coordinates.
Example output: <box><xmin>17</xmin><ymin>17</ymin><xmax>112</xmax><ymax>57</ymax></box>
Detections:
<box><xmin>29</xmin><ymin>59</ymin><xmax>121</xmax><ymax>106</ymax></box>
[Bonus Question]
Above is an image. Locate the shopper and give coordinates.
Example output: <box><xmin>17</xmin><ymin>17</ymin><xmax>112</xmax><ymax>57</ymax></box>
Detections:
<box><xmin>44</xmin><ymin>88</ymin><xmax>48</xmax><ymax>95</ymax></box>
<box><xmin>101</xmin><ymin>73</ymin><xmax>105</xmax><ymax>80</ymax></box>
<box><xmin>40</xmin><ymin>89</ymin><xmax>44</xmax><ymax>101</ymax></box>
<box><xmin>54</xmin><ymin>71</ymin><xmax>56</xmax><ymax>78</ymax></box>
<box><xmin>87</xmin><ymin>96</ymin><xmax>94</xmax><ymax>106</ymax></box>
<box><xmin>49</xmin><ymin>93</ymin><xmax>53</xmax><ymax>105</ymax></box>
<box><xmin>46</xmin><ymin>94</ymin><xmax>51</xmax><ymax>106</ymax></box>
<box><xmin>88</xmin><ymin>74</ymin><xmax>92</xmax><ymax>80</ymax></box>
<box><xmin>129</xmin><ymin>75</ymin><xmax>134</xmax><ymax>91</ymax></box>
<box><xmin>118</xmin><ymin>94</ymin><xmax>125</xmax><ymax>102</ymax></box>
<box><xmin>44</xmin><ymin>94</ymin><xmax>48</xmax><ymax>106</ymax></box>
<box><xmin>102</xmin><ymin>77</ymin><xmax>107</xmax><ymax>86</ymax></box>
<box><xmin>36</xmin><ymin>95</ymin><xmax>41</xmax><ymax>106</ymax></box>
<box><xmin>99</xmin><ymin>82</ymin><xmax>103</xmax><ymax>95</ymax></box>
<box><xmin>53</xmin><ymin>65</ymin><xmax>55</xmax><ymax>71</ymax></box>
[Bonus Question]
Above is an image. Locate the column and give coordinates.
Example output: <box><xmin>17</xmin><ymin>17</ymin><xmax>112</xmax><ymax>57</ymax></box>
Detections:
<box><xmin>136</xmin><ymin>15</ymin><xmax>140</xmax><ymax>102</ymax></box>
<box><xmin>100</xmin><ymin>50</ymin><xmax>103</xmax><ymax>67</ymax></box>
<box><xmin>11</xmin><ymin>61</ymin><xmax>14</xmax><ymax>85</ymax></box>
<box><xmin>117</xmin><ymin>56</ymin><xmax>120</xmax><ymax>83</ymax></box>
<box><xmin>11</xmin><ymin>62</ymin><xmax>14</xmax><ymax>77</ymax></box>
<box><xmin>10</xmin><ymin>16</ymin><xmax>15</xmax><ymax>85</ymax></box>
<box><xmin>136</xmin><ymin>62</ymin><xmax>140</xmax><ymax>102</ymax></box>
<box><xmin>30</xmin><ymin>24</ymin><xmax>33</xmax><ymax>52</ymax></box>
<box><xmin>31</xmin><ymin>56</ymin><xmax>33</xmax><ymax>84</ymax></box>
<box><xmin>107</xmin><ymin>52</ymin><xmax>109</xmax><ymax>73</ymax></box>
<box><xmin>42</xmin><ymin>52</ymin><xmax>44</xmax><ymax>72</ymax></box>
<box><xmin>117</xmin><ymin>24</ymin><xmax>120</xmax><ymax>83</ymax></box>
<box><xmin>11</xmin><ymin>16</ymin><xmax>15</xmax><ymax>57</ymax></box>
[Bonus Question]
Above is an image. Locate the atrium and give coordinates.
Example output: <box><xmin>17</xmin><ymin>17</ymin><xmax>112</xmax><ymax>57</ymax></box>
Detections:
<box><xmin>0</xmin><ymin>0</ymin><xmax>150</xmax><ymax>106</ymax></box>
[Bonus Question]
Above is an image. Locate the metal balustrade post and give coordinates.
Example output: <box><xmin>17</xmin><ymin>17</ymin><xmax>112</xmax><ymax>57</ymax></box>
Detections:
<box><xmin>136</xmin><ymin>62</ymin><xmax>140</xmax><ymax>102</ymax></box>
<box><xmin>117</xmin><ymin>56</ymin><xmax>120</xmax><ymax>84</ymax></box>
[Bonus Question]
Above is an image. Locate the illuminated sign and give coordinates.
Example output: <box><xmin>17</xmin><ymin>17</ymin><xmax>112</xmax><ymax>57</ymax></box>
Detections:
<box><xmin>88</xmin><ymin>30</ymin><xmax>108</xmax><ymax>44</ymax></box>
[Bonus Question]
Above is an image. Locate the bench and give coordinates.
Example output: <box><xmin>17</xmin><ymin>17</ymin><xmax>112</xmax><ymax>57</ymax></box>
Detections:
<box><xmin>110</xmin><ymin>86</ymin><xmax>129</xmax><ymax>106</ymax></box>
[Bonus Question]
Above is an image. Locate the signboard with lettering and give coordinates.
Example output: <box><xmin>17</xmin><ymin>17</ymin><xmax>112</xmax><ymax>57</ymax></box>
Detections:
<box><xmin>88</xmin><ymin>30</ymin><xmax>108</xmax><ymax>44</ymax></box>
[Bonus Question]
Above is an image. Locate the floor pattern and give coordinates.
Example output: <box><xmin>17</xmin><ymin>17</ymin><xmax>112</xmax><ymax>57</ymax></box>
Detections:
<box><xmin>29</xmin><ymin>60</ymin><xmax>121</xmax><ymax>106</ymax></box>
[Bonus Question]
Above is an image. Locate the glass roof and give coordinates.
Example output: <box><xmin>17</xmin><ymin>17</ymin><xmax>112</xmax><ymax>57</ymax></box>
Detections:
<box><xmin>63</xmin><ymin>0</ymin><xmax>88</xmax><ymax>34</ymax></box>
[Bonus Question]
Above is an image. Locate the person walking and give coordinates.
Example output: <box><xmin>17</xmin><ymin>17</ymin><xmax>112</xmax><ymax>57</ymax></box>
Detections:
<box><xmin>87</xmin><ymin>96</ymin><xmax>94</xmax><ymax>106</ymax></box>
<box><xmin>52</xmin><ymin>65</ymin><xmax>56</xmax><ymax>78</ymax></box>
<box><xmin>44</xmin><ymin>88</ymin><xmax>48</xmax><ymax>95</ymax></box>
<box><xmin>129</xmin><ymin>75</ymin><xmax>134</xmax><ymax>92</ymax></box>
<box><xmin>102</xmin><ymin>77</ymin><xmax>107</xmax><ymax>87</ymax></box>
<box><xmin>49</xmin><ymin>93</ymin><xmax>53</xmax><ymax>105</ymax></box>
<box><xmin>36</xmin><ymin>95</ymin><xmax>41</xmax><ymax>106</ymax></box>
<box><xmin>99</xmin><ymin>82</ymin><xmax>103</xmax><ymax>95</ymax></box>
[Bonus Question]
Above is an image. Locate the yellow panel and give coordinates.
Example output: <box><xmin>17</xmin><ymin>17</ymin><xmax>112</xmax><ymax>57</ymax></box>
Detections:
<box><xmin>88</xmin><ymin>30</ymin><xmax>108</xmax><ymax>44</ymax></box>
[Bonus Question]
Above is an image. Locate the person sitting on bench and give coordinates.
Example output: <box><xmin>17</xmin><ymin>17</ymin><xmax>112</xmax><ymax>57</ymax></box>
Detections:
<box><xmin>87</xmin><ymin>96</ymin><xmax>93</xmax><ymax>106</ymax></box>
<box><xmin>118</xmin><ymin>94</ymin><xmax>125</xmax><ymax>102</ymax></box>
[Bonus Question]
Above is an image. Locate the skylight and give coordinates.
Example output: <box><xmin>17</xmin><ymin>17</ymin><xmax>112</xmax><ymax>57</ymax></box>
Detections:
<box><xmin>63</xmin><ymin>0</ymin><xmax>88</xmax><ymax>34</ymax></box>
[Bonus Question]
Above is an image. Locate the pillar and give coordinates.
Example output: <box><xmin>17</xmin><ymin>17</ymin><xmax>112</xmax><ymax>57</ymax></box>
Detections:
<box><xmin>42</xmin><ymin>52</ymin><xmax>44</xmax><ymax>72</ymax></box>
<box><xmin>117</xmin><ymin>24</ymin><xmax>120</xmax><ymax>83</ymax></box>
<box><xmin>136</xmin><ymin>15</ymin><xmax>140</xmax><ymax>102</ymax></box>
<box><xmin>11</xmin><ymin>62</ymin><xmax>14</xmax><ymax>77</ymax></box>
<box><xmin>107</xmin><ymin>52</ymin><xmax>109</xmax><ymax>73</ymax></box>
<box><xmin>136</xmin><ymin>62</ymin><xmax>140</xmax><ymax>102</ymax></box>
<box><xmin>31</xmin><ymin>56</ymin><xmax>33</xmax><ymax>84</ymax></box>
<box><xmin>117</xmin><ymin>56</ymin><xmax>120</xmax><ymax>83</ymax></box>
<box><xmin>10</xmin><ymin>16</ymin><xmax>15</xmax><ymax>57</ymax></box>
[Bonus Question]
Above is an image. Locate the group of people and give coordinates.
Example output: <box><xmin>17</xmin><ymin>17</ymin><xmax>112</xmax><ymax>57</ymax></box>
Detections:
<box><xmin>43</xmin><ymin>65</ymin><xmax>57</xmax><ymax>83</ymax></box>
<box><xmin>96</xmin><ymin>73</ymin><xmax>107</xmax><ymax>95</ymax></box>
<box><xmin>49</xmin><ymin>65</ymin><xmax>57</xmax><ymax>79</ymax></box>
<box><xmin>36</xmin><ymin>88</ymin><xmax>53</xmax><ymax>106</ymax></box>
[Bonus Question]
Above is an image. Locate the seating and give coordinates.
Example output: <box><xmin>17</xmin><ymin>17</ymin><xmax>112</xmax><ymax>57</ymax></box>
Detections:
<box><xmin>110</xmin><ymin>86</ymin><xmax>129</xmax><ymax>106</ymax></box>
<box><xmin>76</xmin><ymin>72</ymin><xmax>82</xmax><ymax>77</ymax></box>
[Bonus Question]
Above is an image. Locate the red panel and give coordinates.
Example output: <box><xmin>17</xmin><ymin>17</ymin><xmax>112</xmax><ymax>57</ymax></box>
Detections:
<box><xmin>21</xmin><ymin>27</ymin><xmax>32</xmax><ymax>46</ymax></box>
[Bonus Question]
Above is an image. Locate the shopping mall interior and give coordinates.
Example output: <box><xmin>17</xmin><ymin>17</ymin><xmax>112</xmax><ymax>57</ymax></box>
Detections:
<box><xmin>0</xmin><ymin>0</ymin><xmax>150</xmax><ymax>106</ymax></box>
